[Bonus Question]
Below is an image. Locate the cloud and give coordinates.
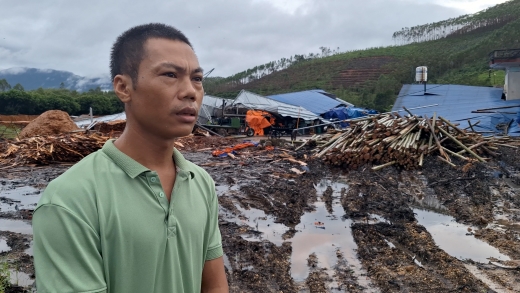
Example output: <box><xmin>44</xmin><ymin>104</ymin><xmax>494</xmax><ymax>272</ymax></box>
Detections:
<box><xmin>0</xmin><ymin>0</ymin><xmax>505</xmax><ymax>79</ymax></box>
<box><xmin>0</xmin><ymin>67</ymin><xmax>28</xmax><ymax>75</ymax></box>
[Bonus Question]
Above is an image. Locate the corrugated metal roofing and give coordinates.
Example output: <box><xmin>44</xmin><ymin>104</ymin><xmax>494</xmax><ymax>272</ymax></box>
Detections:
<box><xmin>267</xmin><ymin>89</ymin><xmax>353</xmax><ymax>115</ymax></box>
<box><xmin>393</xmin><ymin>84</ymin><xmax>520</xmax><ymax>136</ymax></box>
<box><xmin>232</xmin><ymin>90</ymin><xmax>323</xmax><ymax>121</ymax></box>
<box><xmin>199</xmin><ymin>94</ymin><xmax>228</xmax><ymax>123</ymax></box>
<box><xmin>75</xmin><ymin>112</ymin><xmax>126</xmax><ymax>128</ymax></box>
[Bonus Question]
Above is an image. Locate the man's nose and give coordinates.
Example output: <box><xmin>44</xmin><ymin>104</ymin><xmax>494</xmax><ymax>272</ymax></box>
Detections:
<box><xmin>178</xmin><ymin>77</ymin><xmax>198</xmax><ymax>101</ymax></box>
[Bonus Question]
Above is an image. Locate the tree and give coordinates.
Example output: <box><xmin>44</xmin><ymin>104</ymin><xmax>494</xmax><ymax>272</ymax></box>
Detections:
<box><xmin>0</xmin><ymin>79</ymin><xmax>11</xmax><ymax>92</ymax></box>
<box><xmin>13</xmin><ymin>83</ymin><xmax>25</xmax><ymax>91</ymax></box>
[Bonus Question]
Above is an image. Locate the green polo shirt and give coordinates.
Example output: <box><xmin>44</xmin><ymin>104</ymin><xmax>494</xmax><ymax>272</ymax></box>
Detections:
<box><xmin>33</xmin><ymin>140</ymin><xmax>223</xmax><ymax>293</ymax></box>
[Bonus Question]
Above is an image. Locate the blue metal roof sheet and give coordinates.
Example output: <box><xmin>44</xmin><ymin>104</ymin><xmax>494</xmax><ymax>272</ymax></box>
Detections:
<box><xmin>393</xmin><ymin>84</ymin><xmax>520</xmax><ymax>136</ymax></box>
<box><xmin>267</xmin><ymin>89</ymin><xmax>352</xmax><ymax>115</ymax></box>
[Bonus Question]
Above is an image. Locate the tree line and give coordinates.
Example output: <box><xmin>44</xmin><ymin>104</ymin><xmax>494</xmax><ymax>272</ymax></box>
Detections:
<box><xmin>204</xmin><ymin>46</ymin><xmax>342</xmax><ymax>88</ymax></box>
<box><xmin>0</xmin><ymin>79</ymin><xmax>123</xmax><ymax>116</ymax></box>
<box><xmin>392</xmin><ymin>0</ymin><xmax>520</xmax><ymax>45</ymax></box>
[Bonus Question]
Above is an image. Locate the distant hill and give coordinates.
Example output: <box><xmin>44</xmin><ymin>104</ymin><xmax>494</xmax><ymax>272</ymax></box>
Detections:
<box><xmin>0</xmin><ymin>67</ymin><xmax>112</xmax><ymax>92</ymax></box>
<box><xmin>204</xmin><ymin>0</ymin><xmax>520</xmax><ymax>111</ymax></box>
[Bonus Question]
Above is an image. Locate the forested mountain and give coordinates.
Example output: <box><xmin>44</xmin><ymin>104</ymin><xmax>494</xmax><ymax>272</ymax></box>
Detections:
<box><xmin>204</xmin><ymin>0</ymin><xmax>520</xmax><ymax>112</ymax></box>
<box><xmin>0</xmin><ymin>68</ymin><xmax>111</xmax><ymax>92</ymax></box>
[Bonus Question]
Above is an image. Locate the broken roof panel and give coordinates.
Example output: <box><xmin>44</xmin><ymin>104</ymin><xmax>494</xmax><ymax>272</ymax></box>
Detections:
<box><xmin>267</xmin><ymin>89</ymin><xmax>353</xmax><ymax>115</ymax></box>
<box><xmin>199</xmin><ymin>94</ymin><xmax>228</xmax><ymax>124</ymax></box>
<box><xmin>75</xmin><ymin>112</ymin><xmax>126</xmax><ymax>128</ymax></box>
<box><xmin>393</xmin><ymin>84</ymin><xmax>520</xmax><ymax>136</ymax></box>
<box><xmin>232</xmin><ymin>90</ymin><xmax>323</xmax><ymax>121</ymax></box>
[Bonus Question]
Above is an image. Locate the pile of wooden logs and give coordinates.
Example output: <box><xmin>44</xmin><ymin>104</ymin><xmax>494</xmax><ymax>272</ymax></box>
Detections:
<box><xmin>308</xmin><ymin>111</ymin><xmax>516</xmax><ymax>170</ymax></box>
<box><xmin>0</xmin><ymin>133</ymin><xmax>109</xmax><ymax>166</ymax></box>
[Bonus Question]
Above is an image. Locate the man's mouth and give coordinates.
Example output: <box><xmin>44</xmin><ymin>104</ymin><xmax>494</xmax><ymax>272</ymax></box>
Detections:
<box><xmin>177</xmin><ymin>107</ymin><xmax>197</xmax><ymax>116</ymax></box>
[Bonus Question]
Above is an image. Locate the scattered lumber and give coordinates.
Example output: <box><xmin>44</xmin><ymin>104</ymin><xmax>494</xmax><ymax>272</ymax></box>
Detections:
<box><xmin>310</xmin><ymin>112</ymin><xmax>515</xmax><ymax>170</ymax></box>
<box><xmin>0</xmin><ymin>133</ymin><xmax>109</xmax><ymax>166</ymax></box>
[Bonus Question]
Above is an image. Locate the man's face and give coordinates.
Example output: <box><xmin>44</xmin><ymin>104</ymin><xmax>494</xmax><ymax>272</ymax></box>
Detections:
<box><xmin>125</xmin><ymin>38</ymin><xmax>204</xmax><ymax>139</ymax></box>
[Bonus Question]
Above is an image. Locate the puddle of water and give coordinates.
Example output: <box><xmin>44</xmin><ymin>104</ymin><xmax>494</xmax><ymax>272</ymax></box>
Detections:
<box><xmin>314</xmin><ymin>179</ymin><xmax>348</xmax><ymax>196</ymax></box>
<box><xmin>9</xmin><ymin>269</ymin><xmax>34</xmax><ymax>288</ymax></box>
<box><xmin>218</xmin><ymin>179</ymin><xmax>378</xmax><ymax>291</ymax></box>
<box><xmin>0</xmin><ymin>184</ymin><xmax>41</xmax><ymax>212</ymax></box>
<box><xmin>414</xmin><ymin>209</ymin><xmax>510</xmax><ymax>263</ymax></box>
<box><xmin>0</xmin><ymin>238</ymin><xmax>11</xmax><ymax>253</ymax></box>
<box><xmin>384</xmin><ymin>239</ymin><xmax>396</xmax><ymax>249</ymax></box>
<box><xmin>215</xmin><ymin>184</ymin><xmax>239</xmax><ymax>195</ymax></box>
<box><xmin>24</xmin><ymin>241</ymin><xmax>33</xmax><ymax>256</ymax></box>
<box><xmin>223</xmin><ymin>253</ymin><xmax>232</xmax><ymax>272</ymax></box>
<box><xmin>221</xmin><ymin>204</ymin><xmax>288</xmax><ymax>245</ymax></box>
<box><xmin>0</xmin><ymin>219</ymin><xmax>33</xmax><ymax>235</ymax></box>
<box><xmin>290</xmin><ymin>202</ymin><xmax>354</xmax><ymax>281</ymax></box>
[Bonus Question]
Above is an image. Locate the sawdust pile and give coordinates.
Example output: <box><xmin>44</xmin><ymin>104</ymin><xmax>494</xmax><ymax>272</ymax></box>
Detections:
<box><xmin>18</xmin><ymin>110</ymin><xmax>79</xmax><ymax>139</ymax></box>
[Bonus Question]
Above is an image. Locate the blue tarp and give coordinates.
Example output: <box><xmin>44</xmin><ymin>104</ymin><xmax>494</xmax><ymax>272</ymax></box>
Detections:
<box><xmin>322</xmin><ymin>107</ymin><xmax>378</xmax><ymax>127</ymax></box>
<box><xmin>267</xmin><ymin>89</ymin><xmax>352</xmax><ymax>115</ymax></box>
<box><xmin>393</xmin><ymin>84</ymin><xmax>520</xmax><ymax>136</ymax></box>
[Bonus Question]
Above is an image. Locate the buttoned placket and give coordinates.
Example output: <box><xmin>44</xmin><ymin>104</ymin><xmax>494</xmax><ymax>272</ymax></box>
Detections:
<box><xmin>144</xmin><ymin>169</ymin><xmax>190</xmax><ymax>238</ymax></box>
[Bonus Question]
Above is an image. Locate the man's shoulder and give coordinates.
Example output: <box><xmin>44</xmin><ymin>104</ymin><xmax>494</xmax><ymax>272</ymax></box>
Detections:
<box><xmin>38</xmin><ymin>149</ymin><xmax>111</xmax><ymax>207</ymax></box>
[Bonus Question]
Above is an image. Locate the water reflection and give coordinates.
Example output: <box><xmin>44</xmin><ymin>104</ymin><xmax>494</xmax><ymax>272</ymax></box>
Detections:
<box><xmin>414</xmin><ymin>208</ymin><xmax>509</xmax><ymax>263</ymax></box>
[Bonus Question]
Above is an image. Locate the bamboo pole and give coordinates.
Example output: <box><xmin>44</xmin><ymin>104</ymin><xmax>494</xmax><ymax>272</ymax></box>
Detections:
<box><xmin>438</xmin><ymin>156</ymin><xmax>456</xmax><ymax>167</ymax></box>
<box><xmin>439</xmin><ymin>116</ymin><xmax>466</xmax><ymax>136</ymax></box>
<box><xmin>372</xmin><ymin>161</ymin><xmax>396</xmax><ymax>171</ymax></box>
<box><xmin>425</xmin><ymin>114</ymin><xmax>450</xmax><ymax>161</ymax></box>
<box><xmin>436</xmin><ymin>127</ymin><xmax>485</xmax><ymax>162</ymax></box>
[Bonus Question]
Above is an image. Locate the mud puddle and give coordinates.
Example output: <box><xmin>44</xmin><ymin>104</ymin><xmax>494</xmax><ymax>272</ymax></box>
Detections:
<box><xmin>0</xmin><ymin>181</ymin><xmax>41</xmax><ymax>213</ymax></box>
<box><xmin>0</xmin><ymin>238</ymin><xmax>11</xmax><ymax>253</ymax></box>
<box><xmin>290</xmin><ymin>179</ymin><xmax>378</xmax><ymax>292</ymax></box>
<box><xmin>414</xmin><ymin>208</ymin><xmax>509</xmax><ymax>262</ymax></box>
<box><xmin>9</xmin><ymin>269</ymin><xmax>33</xmax><ymax>288</ymax></box>
<box><xmin>221</xmin><ymin>204</ymin><xmax>288</xmax><ymax>245</ymax></box>
<box><xmin>0</xmin><ymin>219</ymin><xmax>33</xmax><ymax>235</ymax></box>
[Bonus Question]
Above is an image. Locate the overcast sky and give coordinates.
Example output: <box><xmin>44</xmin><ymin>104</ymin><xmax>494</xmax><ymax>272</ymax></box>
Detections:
<box><xmin>0</xmin><ymin>0</ymin><xmax>510</xmax><ymax>79</ymax></box>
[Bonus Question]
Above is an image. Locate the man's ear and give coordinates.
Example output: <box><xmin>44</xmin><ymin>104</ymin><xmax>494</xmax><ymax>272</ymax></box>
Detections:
<box><xmin>113</xmin><ymin>75</ymin><xmax>133</xmax><ymax>103</ymax></box>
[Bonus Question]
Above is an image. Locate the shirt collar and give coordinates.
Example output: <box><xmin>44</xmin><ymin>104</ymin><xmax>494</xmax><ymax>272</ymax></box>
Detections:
<box><xmin>102</xmin><ymin>139</ymin><xmax>194</xmax><ymax>179</ymax></box>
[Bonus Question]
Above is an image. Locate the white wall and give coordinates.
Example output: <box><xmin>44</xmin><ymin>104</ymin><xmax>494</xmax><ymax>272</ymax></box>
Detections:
<box><xmin>505</xmin><ymin>68</ymin><xmax>520</xmax><ymax>100</ymax></box>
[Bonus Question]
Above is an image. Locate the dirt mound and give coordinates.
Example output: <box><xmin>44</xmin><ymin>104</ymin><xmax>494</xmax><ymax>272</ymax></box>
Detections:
<box><xmin>19</xmin><ymin>110</ymin><xmax>79</xmax><ymax>139</ymax></box>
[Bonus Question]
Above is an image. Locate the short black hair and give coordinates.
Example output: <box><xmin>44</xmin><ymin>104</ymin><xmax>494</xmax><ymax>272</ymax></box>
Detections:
<box><xmin>110</xmin><ymin>23</ymin><xmax>192</xmax><ymax>87</ymax></box>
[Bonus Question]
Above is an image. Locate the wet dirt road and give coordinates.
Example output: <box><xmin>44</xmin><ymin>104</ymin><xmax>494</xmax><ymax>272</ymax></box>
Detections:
<box><xmin>1</xmin><ymin>137</ymin><xmax>520</xmax><ymax>292</ymax></box>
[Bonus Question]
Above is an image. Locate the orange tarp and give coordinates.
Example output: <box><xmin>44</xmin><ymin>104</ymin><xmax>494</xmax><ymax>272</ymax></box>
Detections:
<box><xmin>212</xmin><ymin>142</ymin><xmax>256</xmax><ymax>157</ymax></box>
<box><xmin>245</xmin><ymin>110</ymin><xmax>275</xmax><ymax>136</ymax></box>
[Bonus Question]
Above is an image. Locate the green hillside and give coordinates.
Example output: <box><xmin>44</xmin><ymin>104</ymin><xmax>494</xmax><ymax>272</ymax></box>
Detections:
<box><xmin>204</xmin><ymin>0</ymin><xmax>520</xmax><ymax>112</ymax></box>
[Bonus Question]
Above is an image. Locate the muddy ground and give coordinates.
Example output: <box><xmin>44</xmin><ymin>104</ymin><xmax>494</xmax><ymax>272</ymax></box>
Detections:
<box><xmin>1</xmin><ymin>136</ymin><xmax>520</xmax><ymax>292</ymax></box>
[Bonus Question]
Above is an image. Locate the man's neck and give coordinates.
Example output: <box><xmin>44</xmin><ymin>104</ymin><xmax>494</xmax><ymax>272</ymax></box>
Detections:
<box><xmin>113</xmin><ymin>125</ymin><xmax>176</xmax><ymax>171</ymax></box>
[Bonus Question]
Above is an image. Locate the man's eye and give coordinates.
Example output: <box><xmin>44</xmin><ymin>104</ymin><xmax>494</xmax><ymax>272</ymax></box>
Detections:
<box><xmin>164</xmin><ymin>72</ymin><xmax>176</xmax><ymax>78</ymax></box>
<box><xmin>194</xmin><ymin>77</ymin><xmax>203</xmax><ymax>82</ymax></box>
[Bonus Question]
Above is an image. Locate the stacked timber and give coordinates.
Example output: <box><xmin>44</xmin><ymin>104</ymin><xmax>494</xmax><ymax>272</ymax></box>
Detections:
<box><xmin>311</xmin><ymin>112</ymin><xmax>515</xmax><ymax>170</ymax></box>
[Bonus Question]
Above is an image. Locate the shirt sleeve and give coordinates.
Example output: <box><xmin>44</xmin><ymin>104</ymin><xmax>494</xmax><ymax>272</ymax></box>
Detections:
<box><xmin>33</xmin><ymin>204</ymin><xmax>107</xmax><ymax>293</ymax></box>
<box><xmin>205</xmin><ymin>179</ymin><xmax>223</xmax><ymax>261</ymax></box>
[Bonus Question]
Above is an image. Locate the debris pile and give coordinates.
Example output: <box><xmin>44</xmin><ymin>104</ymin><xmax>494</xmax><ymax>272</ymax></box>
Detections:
<box><xmin>310</xmin><ymin>112</ymin><xmax>518</xmax><ymax>170</ymax></box>
<box><xmin>0</xmin><ymin>133</ymin><xmax>109</xmax><ymax>166</ymax></box>
<box><xmin>94</xmin><ymin>120</ymin><xmax>126</xmax><ymax>134</ymax></box>
<box><xmin>18</xmin><ymin>110</ymin><xmax>79</xmax><ymax>139</ymax></box>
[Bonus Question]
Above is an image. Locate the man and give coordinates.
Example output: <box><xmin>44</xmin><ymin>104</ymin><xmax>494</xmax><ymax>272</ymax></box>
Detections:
<box><xmin>33</xmin><ymin>23</ymin><xmax>229</xmax><ymax>293</ymax></box>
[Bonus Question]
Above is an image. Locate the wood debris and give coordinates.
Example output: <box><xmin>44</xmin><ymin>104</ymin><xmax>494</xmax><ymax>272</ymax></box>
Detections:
<box><xmin>310</xmin><ymin>112</ymin><xmax>515</xmax><ymax>170</ymax></box>
<box><xmin>0</xmin><ymin>133</ymin><xmax>109</xmax><ymax>166</ymax></box>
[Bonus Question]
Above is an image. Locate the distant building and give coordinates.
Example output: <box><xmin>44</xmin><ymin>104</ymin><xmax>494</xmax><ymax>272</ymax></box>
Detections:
<box><xmin>393</xmin><ymin>84</ymin><xmax>520</xmax><ymax>136</ymax></box>
<box><xmin>489</xmin><ymin>48</ymin><xmax>520</xmax><ymax>100</ymax></box>
<box><xmin>267</xmin><ymin>89</ymin><xmax>353</xmax><ymax>115</ymax></box>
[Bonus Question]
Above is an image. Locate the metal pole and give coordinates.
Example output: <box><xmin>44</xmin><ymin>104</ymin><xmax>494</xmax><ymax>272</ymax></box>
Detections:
<box><xmin>195</xmin><ymin>123</ymin><xmax>224</xmax><ymax>137</ymax></box>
